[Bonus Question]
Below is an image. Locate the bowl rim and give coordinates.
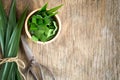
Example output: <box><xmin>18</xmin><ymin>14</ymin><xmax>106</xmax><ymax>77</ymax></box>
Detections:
<box><xmin>25</xmin><ymin>8</ymin><xmax>61</xmax><ymax>44</ymax></box>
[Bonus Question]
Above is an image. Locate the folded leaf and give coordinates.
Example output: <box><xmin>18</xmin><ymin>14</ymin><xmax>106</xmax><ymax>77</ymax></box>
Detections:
<box><xmin>32</xmin><ymin>35</ymin><xmax>39</xmax><ymax>42</ymax></box>
<box><xmin>52</xmin><ymin>21</ymin><xmax>58</xmax><ymax>35</ymax></box>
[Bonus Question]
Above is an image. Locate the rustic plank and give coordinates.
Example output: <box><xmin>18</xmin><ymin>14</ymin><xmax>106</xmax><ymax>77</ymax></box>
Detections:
<box><xmin>2</xmin><ymin>0</ymin><xmax>120</xmax><ymax>80</ymax></box>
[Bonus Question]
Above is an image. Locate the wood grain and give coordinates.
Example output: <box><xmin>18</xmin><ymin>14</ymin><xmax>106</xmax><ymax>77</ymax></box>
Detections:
<box><xmin>2</xmin><ymin>0</ymin><xmax>120</xmax><ymax>80</ymax></box>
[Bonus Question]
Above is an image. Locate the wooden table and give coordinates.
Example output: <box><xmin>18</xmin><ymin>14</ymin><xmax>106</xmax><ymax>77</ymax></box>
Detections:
<box><xmin>3</xmin><ymin>0</ymin><xmax>120</xmax><ymax>80</ymax></box>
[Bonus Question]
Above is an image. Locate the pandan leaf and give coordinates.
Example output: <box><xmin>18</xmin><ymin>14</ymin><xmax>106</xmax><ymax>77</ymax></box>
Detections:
<box><xmin>32</xmin><ymin>35</ymin><xmax>39</xmax><ymax>42</ymax></box>
<box><xmin>11</xmin><ymin>66</ymin><xmax>16</xmax><ymax>80</ymax></box>
<box><xmin>0</xmin><ymin>0</ymin><xmax>7</xmax><ymax>54</ymax></box>
<box><xmin>47</xmin><ymin>4</ymin><xmax>63</xmax><ymax>14</ymax></box>
<box><xmin>16</xmin><ymin>64</ymin><xmax>22</xmax><ymax>80</ymax></box>
<box><xmin>36</xmin><ymin>15</ymin><xmax>43</xmax><ymax>19</ymax></box>
<box><xmin>7</xmin><ymin>63</ymin><xmax>17</xmax><ymax>80</ymax></box>
<box><xmin>0</xmin><ymin>7</ymin><xmax>28</xmax><ymax>80</ymax></box>
<box><xmin>48</xmin><ymin>12</ymin><xmax>58</xmax><ymax>17</ymax></box>
<box><xmin>32</xmin><ymin>15</ymin><xmax>37</xmax><ymax>24</ymax></box>
<box><xmin>38</xmin><ymin>24</ymin><xmax>49</xmax><ymax>31</ymax></box>
<box><xmin>41</xmin><ymin>12</ymin><xmax>47</xmax><ymax>17</ymax></box>
<box><xmin>40</xmin><ymin>34</ymin><xmax>47</xmax><ymax>42</ymax></box>
<box><xmin>40</xmin><ymin>3</ymin><xmax>48</xmax><ymax>11</ymax></box>
<box><xmin>29</xmin><ymin>23</ymin><xmax>38</xmax><ymax>31</ymax></box>
<box><xmin>47</xmin><ymin>36</ymin><xmax>54</xmax><ymax>41</ymax></box>
<box><xmin>0</xmin><ymin>0</ymin><xmax>7</xmax><ymax>31</ymax></box>
<box><xmin>5</xmin><ymin>0</ymin><xmax>16</xmax><ymax>57</ymax></box>
<box><xmin>34</xmin><ymin>30</ymin><xmax>44</xmax><ymax>39</ymax></box>
<box><xmin>37</xmin><ymin>19</ymin><xmax>44</xmax><ymax>25</ymax></box>
<box><xmin>49</xmin><ymin>25</ymin><xmax>55</xmax><ymax>29</ymax></box>
<box><xmin>52</xmin><ymin>21</ymin><xmax>58</xmax><ymax>35</ymax></box>
<box><xmin>7</xmin><ymin>8</ymin><xmax>27</xmax><ymax>80</ymax></box>
<box><xmin>47</xmin><ymin>29</ymin><xmax>54</xmax><ymax>38</ymax></box>
<box><xmin>36</xmin><ymin>15</ymin><xmax>43</xmax><ymax>25</ymax></box>
<box><xmin>7</xmin><ymin>7</ymin><xmax>28</xmax><ymax>57</ymax></box>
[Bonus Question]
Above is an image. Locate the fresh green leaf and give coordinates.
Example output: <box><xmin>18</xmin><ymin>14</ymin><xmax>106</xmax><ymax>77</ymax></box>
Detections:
<box><xmin>40</xmin><ymin>34</ymin><xmax>47</xmax><ymax>42</ymax></box>
<box><xmin>16</xmin><ymin>65</ymin><xmax>22</xmax><ymax>80</ymax></box>
<box><xmin>11</xmin><ymin>65</ymin><xmax>16</xmax><ymax>80</ymax></box>
<box><xmin>36</xmin><ymin>15</ymin><xmax>43</xmax><ymax>25</ymax></box>
<box><xmin>7</xmin><ymin>63</ymin><xmax>17</xmax><ymax>80</ymax></box>
<box><xmin>40</xmin><ymin>3</ymin><xmax>48</xmax><ymax>11</ymax></box>
<box><xmin>29</xmin><ymin>23</ymin><xmax>38</xmax><ymax>31</ymax></box>
<box><xmin>52</xmin><ymin>21</ymin><xmax>58</xmax><ymax>35</ymax></box>
<box><xmin>32</xmin><ymin>15</ymin><xmax>37</xmax><ymax>24</ymax></box>
<box><xmin>37</xmin><ymin>24</ymin><xmax>45</xmax><ymax>30</ymax></box>
<box><xmin>44</xmin><ymin>26</ymin><xmax>50</xmax><ymax>34</ymax></box>
<box><xmin>28</xmin><ymin>3</ymin><xmax>62</xmax><ymax>42</ymax></box>
<box><xmin>0</xmin><ymin>0</ymin><xmax>16</xmax><ymax>80</ymax></box>
<box><xmin>34</xmin><ymin>30</ymin><xmax>44</xmax><ymax>39</ymax></box>
<box><xmin>47</xmin><ymin>29</ymin><xmax>54</xmax><ymax>37</ymax></box>
<box><xmin>0</xmin><ymin>0</ymin><xmax>7</xmax><ymax>54</ymax></box>
<box><xmin>7</xmin><ymin>7</ymin><xmax>27</xmax><ymax>80</ymax></box>
<box><xmin>43</xmin><ymin>16</ymin><xmax>51</xmax><ymax>25</ymax></box>
<box><xmin>37</xmin><ymin>19</ymin><xmax>43</xmax><ymax>25</ymax></box>
<box><xmin>7</xmin><ymin>7</ymin><xmax>28</xmax><ymax>57</ymax></box>
<box><xmin>36</xmin><ymin>15</ymin><xmax>43</xmax><ymax>19</ymax></box>
<box><xmin>48</xmin><ymin>12</ymin><xmax>58</xmax><ymax>17</ymax></box>
<box><xmin>32</xmin><ymin>35</ymin><xmax>38</xmax><ymax>42</ymax></box>
<box><xmin>47</xmin><ymin>36</ymin><xmax>54</xmax><ymax>41</ymax></box>
<box><xmin>41</xmin><ymin>12</ymin><xmax>47</xmax><ymax>17</ymax></box>
<box><xmin>47</xmin><ymin>4</ymin><xmax>63</xmax><ymax>14</ymax></box>
<box><xmin>49</xmin><ymin>25</ymin><xmax>55</xmax><ymax>29</ymax></box>
<box><xmin>0</xmin><ymin>5</ymin><xmax>28</xmax><ymax>80</ymax></box>
<box><xmin>5</xmin><ymin>0</ymin><xmax>16</xmax><ymax>57</ymax></box>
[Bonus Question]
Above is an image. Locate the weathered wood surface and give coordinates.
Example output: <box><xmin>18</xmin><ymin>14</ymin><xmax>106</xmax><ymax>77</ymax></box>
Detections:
<box><xmin>2</xmin><ymin>0</ymin><xmax>120</xmax><ymax>80</ymax></box>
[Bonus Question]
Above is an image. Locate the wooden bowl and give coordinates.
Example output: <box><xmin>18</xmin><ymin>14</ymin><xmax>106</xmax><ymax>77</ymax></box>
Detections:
<box><xmin>25</xmin><ymin>9</ymin><xmax>61</xmax><ymax>44</ymax></box>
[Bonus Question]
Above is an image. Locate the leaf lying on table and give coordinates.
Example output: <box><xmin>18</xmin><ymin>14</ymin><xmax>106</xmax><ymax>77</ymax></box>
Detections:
<box><xmin>0</xmin><ymin>0</ymin><xmax>7</xmax><ymax>55</ymax></box>
<box><xmin>5</xmin><ymin>0</ymin><xmax>16</xmax><ymax>57</ymax></box>
<box><xmin>0</xmin><ymin>0</ymin><xmax>27</xmax><ymax>80</ymax></box>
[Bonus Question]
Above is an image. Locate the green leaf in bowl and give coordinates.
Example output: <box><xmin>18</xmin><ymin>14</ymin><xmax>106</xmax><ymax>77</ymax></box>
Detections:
<box><xmin>32</xmin><ymin>15</ymin><xmax>37</xmax><ymax>24</ymax></box>
<box><xmin>47</xmin><ymin>29</ymin><xmax>54</xmax><ymax>38</ymax></box>
<box><xmin>34</xmin><ymin>30</ymin><xmax>44</xmax><ymax>39</ymax></box>
<box><xmin>43</xmin><ymin>16</ymin><xmax>51</xmax><ymax>25</ymax></box>
<box><xmin>40</xmin><ymin>3</ymin><xmax>48</xmax><ymax>11</ymax></box>
<box><xmin>32</xmin><ymin>35</ymin><xmax>38</xmax><ymax>42</ymax></box>
<box><xmin>47</xmin><ymin>4</ymin><xmax>63</xmax><ymax>14</ymax></box>
<box><xmin>52</xmin><ymin>21</ymin><xmax>58</xmax><ymax>35</ymax></box>
<box><xmin>40</xmin><ymin>34</ymin><xmax>47</xmax><ymax>42</ymax></box>
<box><xmin>29</xmin><ymin>23</ymin><xmax>38</xmax><ymax>31</ymax></box>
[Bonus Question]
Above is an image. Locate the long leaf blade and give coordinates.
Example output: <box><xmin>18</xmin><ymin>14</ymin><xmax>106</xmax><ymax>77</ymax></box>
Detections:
<box><xmin>47</xmin><ymin>4</ymin><xmax>63</xmax><ymax>14</ymax></box>
<box><xmin>0</xmin><ymin>6</ymin><xmax>28</xmax><ymax>80</ymax></box>
<box><xmin>5</xmin><ymin>0</ymin><xmax>16</xmax><ymax>57</ymax></box>
<box><xmin>6</xmin><ymin>8</ymin><xmax>28</xmax><ymax>80</ymax></box>
<box><xmin>40</xmin><ymin>2</ymin><xmax>48</xmax><ymax>11</ymax></box>
<box><xmin>0</xmin><ymin>0</ymin><xmax>7</xmax><ymax>54</ymax></box>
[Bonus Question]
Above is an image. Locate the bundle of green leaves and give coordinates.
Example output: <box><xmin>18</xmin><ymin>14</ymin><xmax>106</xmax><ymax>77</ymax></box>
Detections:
<box><xmin>0</xmin><ymin>0</ymin><xmax>27</xmax><ymax>80</ymax></box>
<box><xmin>28</xmin><ymin>3</ymin><xmax>63</xmax><ymax>42</ymax></box>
